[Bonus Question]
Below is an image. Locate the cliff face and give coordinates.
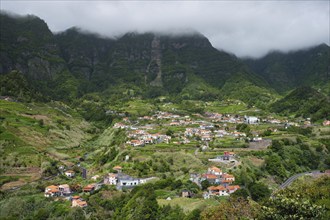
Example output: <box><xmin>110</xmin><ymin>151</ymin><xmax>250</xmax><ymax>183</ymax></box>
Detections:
<box><xmin>2</xmin><ymin>12</ymin><xmax>329</xmax><ymax>101</ymax></box>
<box><xmin>0</xmin><ymin>13</ymin><xmax>66</xmax><ymax>80</ymax></box>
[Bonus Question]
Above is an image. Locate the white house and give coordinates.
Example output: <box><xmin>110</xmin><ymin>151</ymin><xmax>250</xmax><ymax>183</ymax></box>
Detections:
<box><xmin>244</xmin><ymin>116</ymin><xmax>259</xmax><ymax>124</ymax></box>
<box><xmin>118</xmin><ymin>174</ymin><xmax>139</xmax><ymax>187</ymax></box>
<box><xmin>105</xmin><ymin>173</ymin><xmax>118</xmax><ymax>185</ymax></box>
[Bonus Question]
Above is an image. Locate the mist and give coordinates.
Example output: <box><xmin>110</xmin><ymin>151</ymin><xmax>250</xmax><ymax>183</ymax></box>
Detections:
<box><xmin>1</xmin><ymin>1</ymin><xmax>329</xmax><ymax>58</ymax></box>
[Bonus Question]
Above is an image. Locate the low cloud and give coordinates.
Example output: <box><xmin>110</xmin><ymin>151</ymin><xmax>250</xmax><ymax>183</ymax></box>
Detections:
<box><xmin>1</xmin><ymin>1</ymin><xmax>329</xmax><ymax>58</ymax></box>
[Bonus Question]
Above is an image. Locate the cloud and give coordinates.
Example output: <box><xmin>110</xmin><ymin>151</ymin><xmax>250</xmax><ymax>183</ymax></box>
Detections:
<box><xmin>1</xmin><ymin>1</ymin><xmax>329</xmax><ymax>58</ymax></box>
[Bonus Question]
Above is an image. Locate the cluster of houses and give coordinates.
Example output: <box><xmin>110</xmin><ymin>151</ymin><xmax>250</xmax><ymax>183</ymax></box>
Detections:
<box><xmin>112</xmin><ymin>110</ymin><xmax>316</xmax><ymax>150</ymax></box>
<box><xmin>204</xmin><ymin>112</ymin><xmax>260</xmax><ymax>124</ymax></box>
<box><xmin>126</xmin><ymin>129</ymin><xmax>171</xmax><ymax>147</ymax></box>
<box><xmin>190</xmin><ymin>166</ymin><xmax>240</xmax><ymax>199</ymax></box>
<box><xmin>184</xmin><ymin>126</ymin><xmax>247</xmax><ymax>142</ymax></box>
<box><xmin>44</xmin><ymin>184</ymin><xmax>88</xmax><ymax>208</ymax></box>
<box><xmin>44</xmin><ymin>165</ymin><xmax>155</xmax><ymax>208</ymax></box>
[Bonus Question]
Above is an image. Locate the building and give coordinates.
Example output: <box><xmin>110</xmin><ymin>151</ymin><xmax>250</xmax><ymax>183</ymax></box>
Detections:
<box><xmin>208</xmin><ymin>185</ymin><xmax>229</xmax><ymax>196</ymax></box>
<box><xmin>182</xmin><ymin>189</ymin><xmax>192</xmax><ymax>198</ymax></box>
<box><xmin>44</xmin><ymin>185</ymin><xmax>60</xmax><ymax>197</ymax></box>
<box><xmin>64</xmin><ymin>170</ymin><xmax>75</xmax><ymax>178</ymax></box>
<box><xmin>91</xmin><ymin>175</ymin><xmax>100</xmax><ymax>181</ymax></box>
<box><xmin>244</xmin><ymin>116</ymin><xmax>259</xmax><ymax>124</ymax></box>
<box><xmin>323</xmin><ymin>120</ymin><xmax>330</xmax><ymax>126</ymax></box>
<box><xmin>223</xmin><ymin>174</ymin><xmax>235</xmax><ymax>183</ymax></box>
<box><xmin>117</xmin><ymin>173</ymin><xmax>140</xmax><ymax>188</ymax></box>
<box><xmin>208</xmin><ymin>166</ymin><xmax>222</xmax><ymax>176</ymax></box>
<box><xmin>72</xmin><ymin>196</ymin><xmax>88</xmax><ymax>208</ymax></box>
<box><xmin>58</xmin><ymin>184</ymin><xmax>71</xmax><ymax>196</ymax></box>
<box><xmin>201</xmin><ymin>174</ymin><xmax>220</xmax><ymax>184</ymax></box>
<box><xmin>104</xmin><ymin>173</ymin><xmax>118</xmax><ymax>185</ymax></box>
<box><xmin>83</xmin><ymin>184</ymin><xmax>96</xmax><ymax>193</ymax></box>
<box><xmin>226</xmin><ymin>185</ymin><xmax>240</xmax><ymax>194</ymax></box>
<box><xmin>113</xmin><ymin>166</ymin><xmax>122</xmax><ymax>173</ymax></box>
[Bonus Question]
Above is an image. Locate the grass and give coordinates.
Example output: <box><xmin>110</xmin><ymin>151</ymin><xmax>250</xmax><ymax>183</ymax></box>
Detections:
<box><xmin>157</xmin><ymin>197</ymin><xmax>221</xmax><ymax>212</ymax></box>
<box><xmin>120</xmin><ymin>99</ymin><xmax>156</xmax><ymax>116</ymax></box>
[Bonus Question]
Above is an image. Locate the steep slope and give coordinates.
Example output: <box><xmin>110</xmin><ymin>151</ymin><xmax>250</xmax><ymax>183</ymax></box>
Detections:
<box><xmin>56</xmin><ymin>30</ymin><xmax>276</xmax><ymax>103</ymax></box>
<box><xmin>244</xmin><ymin>44</ymin><xmax>330</xmax><ymax>94</ymax></box>
<box><xmin>270</xmin><ymin>86</ymin><xmax>330</xmax><ymax>121</ymax></box>
<box><xmin>0</xmin><ymin>13</ymin><xmax>66</xmax><ymax>80</ymax></box>
<box><xmin>1</xmin><ymin>12</ymin><xmax>275</xmax><ymax>105</ymax></box>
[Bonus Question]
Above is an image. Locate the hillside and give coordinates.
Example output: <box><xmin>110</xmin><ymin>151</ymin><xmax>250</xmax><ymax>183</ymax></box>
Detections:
<box><xmin>0</xmin><ymin>99</ymin><xmax>95</xmax><ymax>189</ymax></box>
<box><xmin>270</xmin><ymin>86</ymin><xmax>330</xmax><ymax>122</ymax></box>
<box><xmin>0</xmin><ymin>12</ymin><xmax>275</xmax><ymax>106</ymax></box>
<box><xmin>243</xmin><ymin>44</ymin><xmax>330</xmax><ymax>94</ymax></box>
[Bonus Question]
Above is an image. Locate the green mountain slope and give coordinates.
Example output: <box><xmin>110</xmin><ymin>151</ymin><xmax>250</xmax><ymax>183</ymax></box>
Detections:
<box><xmin>0</xmin><ymin>99</ymin><xmax>95</xmax><ymax>183</ymax></box>
<box><xmin>244</xmin><ymin>44</ymin><xmax>330</xmax><ymax>94</ymax></box>
<box><xmin>270</xmin><ymin>86</ymin><xmax>330</xmax><ymax>121</ymax></box>
<box><xmin>0</xmin><ymin>12</ymin><xmax>276</xmax><ymax>106</ymax></box>
<box><xmin>0</xmin><ymin>13</ymin><xmax>66</xmax><ymax>80</ymax></box>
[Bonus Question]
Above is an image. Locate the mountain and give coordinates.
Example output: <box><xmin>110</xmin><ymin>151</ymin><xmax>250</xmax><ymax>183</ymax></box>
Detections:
<box><xmin>270</xmin><ymin>86</ymin><xmax>330</xmax><ymax>121</ymax></box>
<box><xmin>0</xmin><ymin>13</ymin><xmax>66</xmax><ymax>80</ymax></box>
<box><xmin>0</xmin><ymin>12</ymin><xmax>275</xmax><ymax>105</ymax></box>
<box><xmin>243</xmin><ymin>44</ymin><xmax>330</xmax><ymax>94</ymax></box>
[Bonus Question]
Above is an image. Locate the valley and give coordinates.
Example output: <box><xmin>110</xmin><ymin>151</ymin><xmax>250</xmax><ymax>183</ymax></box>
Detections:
<box><xmin>0</xmin><ymin>12</ymin><xmax>329</xmax><ymax>220</ymax></box>
<box><xmin>0</xmin><ymin>96</ymin><xmax>329</xmax><ymax>219</ymax></box>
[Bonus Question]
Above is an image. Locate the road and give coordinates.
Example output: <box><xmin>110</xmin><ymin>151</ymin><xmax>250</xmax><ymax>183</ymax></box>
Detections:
<box><xmin>279</xmin><ymin>170</ymin><xmax>320</xmax><ymax>189</ymax></box>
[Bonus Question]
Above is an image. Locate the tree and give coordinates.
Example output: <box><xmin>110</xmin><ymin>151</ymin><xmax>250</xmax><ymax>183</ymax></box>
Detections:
<box><xmin>261</xmin><ymin>194</ymin><xmax>326</xmax><ymax>220</ymax></box>
<box><xmin>201</xmin><ymin>180</ymin><xmax>210</xmax><ymax>190</ymax></box>
<box><xmin>66</xmin><ymin>207</ymin><xmax>86</xmax><ymax>220</ymax></box>
<box><xmin>117</xmin><ymin>187</ymin><xmax>159</xmax><ymax>220</ymax></box>
<box><xmin>184</xmin><ymin>209</ymin><xmax>201</xmax><ymax>220</ymax></box>
<box><xmin>201</xmin><ymin>198</ymin><xmax>260</xmax><ymax>220</ymax></box>
<box><xmin>232</xmin><ymin>188</ymin><xmax>249</xmax><ymax>199</ymax></box>
<box><xmin>249</xmin><ymin>182</ymin><xmax>271</xmax><ymax>202</ymax></box>
<box><xmin>265</xmin><ymin>153</ymin><xmax>287</xmax><ymax>179</ymax></box>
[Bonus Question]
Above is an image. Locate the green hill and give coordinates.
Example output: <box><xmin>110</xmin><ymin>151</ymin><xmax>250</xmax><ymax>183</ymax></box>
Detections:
<box><xmin>243</xmin><ymin>44</ymin><xmax>330</xmax><ymax>94</ymax></box>
<box><xmin>271</xmin><ymin>86</ymin><xmax>330</xmax><ymax>121</ymax></box>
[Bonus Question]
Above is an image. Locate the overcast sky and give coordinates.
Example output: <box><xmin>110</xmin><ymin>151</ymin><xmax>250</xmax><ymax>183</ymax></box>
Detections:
<box><xmin>1</xmin><ymin>1</ymin><xmax>329</xmax><ymax>58</ymax></box>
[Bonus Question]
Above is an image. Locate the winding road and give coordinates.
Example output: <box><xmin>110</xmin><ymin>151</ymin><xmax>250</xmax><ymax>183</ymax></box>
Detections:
<box><xmin>279</xmin><ymin>170</ymin><xmax>321</xmax><ymax>189</ymax></box>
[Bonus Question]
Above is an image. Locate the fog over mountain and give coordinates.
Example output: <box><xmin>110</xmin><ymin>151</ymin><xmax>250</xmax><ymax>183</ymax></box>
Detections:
<box><xmin>1</xmin><ymin>1</ymin><xmax>329</xmax><ymax>58</ymax></box>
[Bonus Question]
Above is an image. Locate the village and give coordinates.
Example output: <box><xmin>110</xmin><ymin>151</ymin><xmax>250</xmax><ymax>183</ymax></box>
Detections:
<box><xmin>44</xmin><ymin>160</ymin><xmax>241</xmax><ymax>208</ymax></box>
<box><xmin>41</xmin><ymin>109</ymin><xmax>326</xmax><ymax>209</ymax></box>
<box><xmin>114</xmin><ymin>110</ymin><xmax>311</xmax><ymax>149</ymax></box>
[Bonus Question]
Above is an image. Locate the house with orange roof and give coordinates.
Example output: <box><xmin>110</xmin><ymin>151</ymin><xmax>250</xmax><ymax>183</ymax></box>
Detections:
<box><xmin>226</xmin><ymin>185</ymin><xmax>240</xmax><ymax>194</ymax></box>
<box><xmin>208</xmin><ymin>185</ymin><xmax>229</xmax><ymax>196</ymax></box>
<box><xmin>223</xmin><ymin>174</ymin><xmax>235</xmax><ymax>182</ymax></box>
<box><xmin>83</xmin><ymin>184</ymin><xmax>96</xmax><ymax>193</ymax></box>
<box><xmin>71</xmin><ymin>196</ymin><xmax>88</xmax><ymax>208</ymax></box>
<box><xmin>201</xmin><ymin>173</ymin><xmax>220</xmax><ymax>184</ymax></box>
<box><xmin>44</xmin><ymin>185</ymin><xmax>60</xmax><ymax>197</ymax></box>
<box><xmin>208</xmin><ymin>166</ymin><xmax>222</xmax><ymax>176</ymax></box>
<box><xmin>113</xmin><ymin>166</ymin><xmax>122</xmax><ymax>172</ymax></box>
